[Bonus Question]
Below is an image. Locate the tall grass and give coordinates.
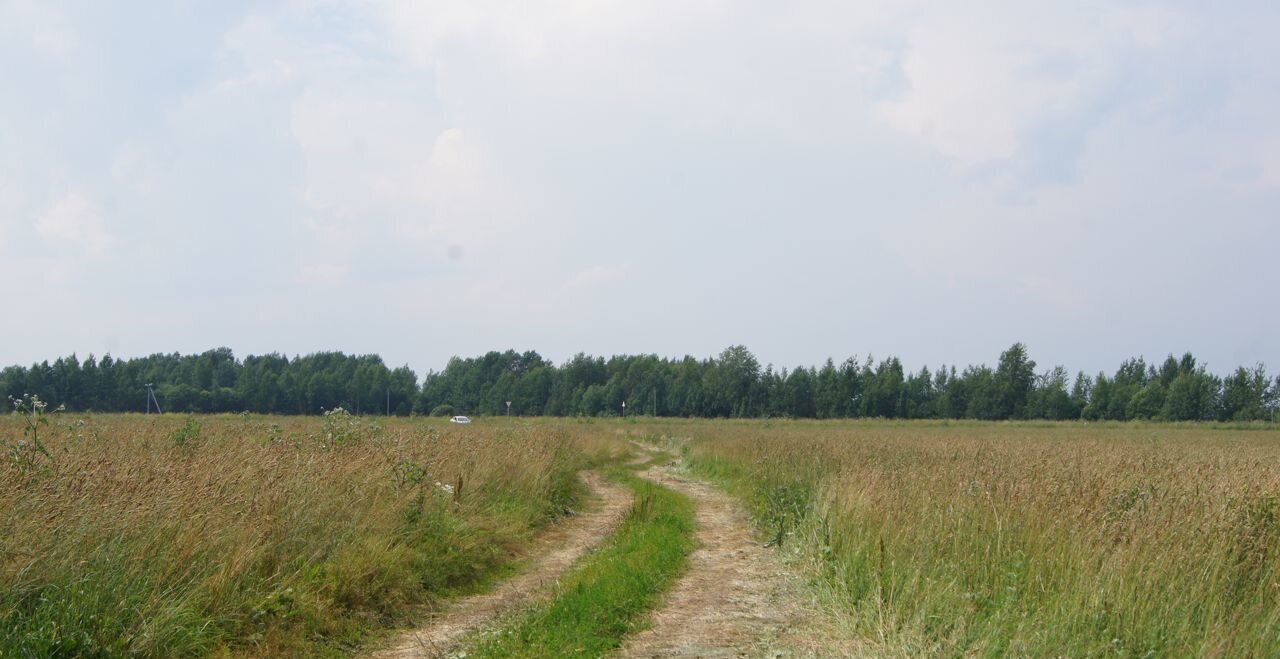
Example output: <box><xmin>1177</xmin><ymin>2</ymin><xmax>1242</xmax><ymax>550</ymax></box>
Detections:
<box><xmin>675</xmin><ymin>419</ymin><xmax>1280</xmax><ymax>657</ymax></box>
<box><xmin>0</xmin><ymin>414</ymin><xmax>617</xmax><ymax>657</ymax></box>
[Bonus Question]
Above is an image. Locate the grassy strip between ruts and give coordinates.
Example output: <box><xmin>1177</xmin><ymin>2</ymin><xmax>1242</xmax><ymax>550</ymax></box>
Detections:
<box><xmin>462</xmin><ymin>466</ymin><xmax>695</xmax><ymax>658</ymax></box>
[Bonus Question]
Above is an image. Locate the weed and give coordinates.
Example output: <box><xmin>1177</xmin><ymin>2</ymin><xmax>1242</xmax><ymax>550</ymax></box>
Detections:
<box><xmin>5</xmin><ymin>394</ymin><xmax>56</xmax><ymax>473</ymax></box>
<box><xmin>321</xmin><ymin>406</ymin><xmax>361</xmax><ymax>446</ymax></box>
<box><xmin>170</xmin><ymin>415</ymin><xmax>203</xmax><ymax>448</ymax></box>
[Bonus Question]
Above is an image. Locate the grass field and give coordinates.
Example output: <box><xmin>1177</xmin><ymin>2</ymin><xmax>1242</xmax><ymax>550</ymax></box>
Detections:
<box><xmin>0</xmin><ymin>413</ymin><xmax>618</xmax><ymax>657</ymax></box>
<box><xmin>670</xmin><ymin>419</ymin><xmax>1280</xmax><ymax>657</ymax></box>
<box><xmin>6</xmin><ymin>414</ymin><xmax>1280</xmax><ymax>657</ymax></box>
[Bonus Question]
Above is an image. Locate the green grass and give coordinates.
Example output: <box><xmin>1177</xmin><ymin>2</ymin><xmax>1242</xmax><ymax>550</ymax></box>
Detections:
<box><xmin>465</xmin><ymin>468</ymin><xmax>695</xmax><ymax>658</ymax></box>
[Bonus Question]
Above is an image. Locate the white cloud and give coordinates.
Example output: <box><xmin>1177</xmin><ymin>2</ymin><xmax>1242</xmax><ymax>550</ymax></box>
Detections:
<box><xmin>34</xmin><ymin>193</ymin><xmax>113</xmax><ymax>255</ymax></box>
<box><xmin>289</xmin><ymin>82</ymin><xmax>520</xmax><ymax>249</ymax></box>
<box><xmin>880</xmin><ymin>13</ymin><xmax>1076</xmax><ymax>165</ymax></box>
<box><xmin>878</xmin><ymin>4</ymin><xmax>1189</xmax><ymax>167</ymax></box>
<box><xmin>394</xmin><ymin>128</ymin><xmax>515</xmax><ymax>244</ymax></box>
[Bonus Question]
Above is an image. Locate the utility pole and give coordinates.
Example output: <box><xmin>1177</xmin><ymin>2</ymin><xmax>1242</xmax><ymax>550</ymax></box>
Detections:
<box><xmin>145</xmin><ymin>383</ymin><xmax>161</xmax><ymax>414</ymax></box>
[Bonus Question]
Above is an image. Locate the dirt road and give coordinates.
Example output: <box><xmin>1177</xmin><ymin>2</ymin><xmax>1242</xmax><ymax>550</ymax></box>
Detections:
<box><xmin>371</xmin><ymin>449</ymin><xmax>859</xmax><ymax>658</ymax></box>
<box><xmin>370</xmin><ymin>470</ymin><xmax>632</xmax><ymax>658</ymax></box>
<box><xmin>619</xmin><ymin>455</ymin><xmax>860</xmax><ymax>658</ymax></box>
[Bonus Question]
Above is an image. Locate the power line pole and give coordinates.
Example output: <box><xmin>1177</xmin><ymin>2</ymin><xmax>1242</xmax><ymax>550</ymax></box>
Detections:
<box><xmin>145</xmin><ymin>383</ymin><xmax>161</xmax><ymax>414</ymax></box>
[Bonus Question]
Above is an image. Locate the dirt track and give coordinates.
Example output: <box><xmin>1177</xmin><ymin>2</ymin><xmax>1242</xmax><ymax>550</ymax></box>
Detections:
<box><xmin>618</xmin><ymin>453</ymin><xmax>861</xmax><ymax>658</ymax></box>
<box><xmin>370</xmin><ymin>449</ymin><xmax>860</xmax><ymax>658</ymax></box>
<box><xmin>369</xmin><ymin>470</ymin><xmax>632</xmax><ymax>658</ymax></box>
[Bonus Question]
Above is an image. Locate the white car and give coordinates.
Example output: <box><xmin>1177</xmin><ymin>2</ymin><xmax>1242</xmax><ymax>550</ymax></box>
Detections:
<box><xmin>449</xmin><ymin>415</ymin><xmax>472</xmax><ymax>424</ymax></box>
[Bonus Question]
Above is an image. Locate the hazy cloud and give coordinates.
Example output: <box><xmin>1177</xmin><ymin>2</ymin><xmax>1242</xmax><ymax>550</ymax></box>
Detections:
<box><xmin>35</xmin><ymin>193</ymin><xmax>113</xmax><ymax>255</ymax></box>
<box><xmin>564</xmin><ymin>264</ymin><xmax>627</xmax><ymax>290</ymax></box>
<box><xmin>1</xmin><ymin>1</ymin><xmax>1277</xmax><ymax>375</ymax></box>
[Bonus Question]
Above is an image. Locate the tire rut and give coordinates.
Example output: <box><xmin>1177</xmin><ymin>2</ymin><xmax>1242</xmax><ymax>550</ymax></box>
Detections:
<box><xmin>369</xmin><ymin>470</ymin><xmax>632</xmax><ymax>659</ymax></box>
<box><xmin>619</xmin><ymin>457</ymin><xmax>862</xmax><ymax>658</ymax></box>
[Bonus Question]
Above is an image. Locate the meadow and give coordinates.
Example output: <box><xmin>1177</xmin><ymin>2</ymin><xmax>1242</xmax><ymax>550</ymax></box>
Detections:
<box><xmin>670</xmin><ymin>419</ymin><xmax>1280</xmax><ymax>657</ymax></box>
<box><xmin>5</xmin><ymin>413</ymin><xmax>1280</xmax><ymax>657</ymax></box>
<box><xmin>0</xmin><ymin>412</ymin><xmax>618</xmax><ymax>657</ymax></box>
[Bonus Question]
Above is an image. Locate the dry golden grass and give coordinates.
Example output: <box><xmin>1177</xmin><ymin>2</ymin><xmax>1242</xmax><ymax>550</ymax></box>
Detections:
<box><xmin>0</xmin><ymin>413</ymin><xmax>619</xmax><ymax>657</ymax></box>
<box><xmin>671</xmin><ymin>419</ymin><xmax>1280</xmax><ymax>657</ymax></box>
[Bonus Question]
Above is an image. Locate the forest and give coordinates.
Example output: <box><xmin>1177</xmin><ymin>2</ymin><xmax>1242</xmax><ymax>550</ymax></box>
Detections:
<box><xmin>1</xmin><ymin>344</ymin><xmax>1276</xmax><ymax>422</ymax></box>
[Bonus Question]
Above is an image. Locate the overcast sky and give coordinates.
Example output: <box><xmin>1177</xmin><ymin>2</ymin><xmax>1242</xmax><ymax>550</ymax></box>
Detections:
<box><xmin>2</xmin><ymin>1</ymin><xmax>1278</xmax><ymax>377</ymax></box>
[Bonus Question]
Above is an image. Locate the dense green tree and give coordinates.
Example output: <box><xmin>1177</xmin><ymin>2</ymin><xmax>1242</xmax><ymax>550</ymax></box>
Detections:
<box><xmin>934</xmin><ymin>366</ymin><xmax>960</xmax><ymax>418</ymax></box>
<box><xmin>1028</xmin><ymin>366</ymin><xmax>1074</xmax><ymax>420</ymax></box>
<box><xmin>1161</xmin><ymin>369</ymin><xmax>1221</xmax><ymax>421</ymax></box>
<box><xmin>963</xmin><ymin>366</ymin><xmax>1001</xmax><ymax>420</ymax></box>
<box><xmin>1069</xmin><ymin>372</ymin><xmax>1092</xmax><ymax>417</ymax></box>
<box><xmin>579</xmin><ymin>383</ymin><xmax>606</xmax><ymax>416</ymax></box>
<box><xmin>903</xmin><ymin>367</ymin><xmax>936</xmax><ymax>418</ymax></box>
<box><xmin>840</xmin><ymin>358</ymin><xmax>864</xmax><ymax>417</ymax></box>
<box><xmin>2</xmin><ymin>344</ymin><xmax>1274</xmax><ymax>423</ymax></box>
<box><xmin>1220</xmin><ymin>364</ymin><xmax>1272</xmax><ymax>421</ymax></box>
<box><xmin>814</xmin><ymin>359</ymin><xmax>843</xmax><ymax>419</ymax></box>
<box><xmin>780</xmin><ymin>367</ymin><xmax>817</xmax><ymax>418</ymax></box>
<box><xmin>704</xmin><ymin>345</ymin><xmax>760</xmax><ymax>417</ymax></box>
<box><xmin>863</xmin><ymin>358</ymin><xmax>905</xmax><ymax>418</ymax></box>
<box><xmin>1127</xmin><ymin>381</ymin><xmax>1166</xmax><ymax>420</ymax></box>
<box><xmin>994</xmin><ymin>342</ymin><xmax>1037</xmax><ymax>419</ymax></box>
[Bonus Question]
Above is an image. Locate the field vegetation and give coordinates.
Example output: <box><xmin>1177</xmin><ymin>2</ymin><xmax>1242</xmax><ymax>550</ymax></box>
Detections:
<box><xmin>674</xmin><ymin>419</ymin><xmax>1280</xmax><ymax>657</ymax></box>
<box><xmin>466</xmin><ymin>467</ymin><xmax>695</xmax><ymax>657</ymax></box>
<box><xmin>8</xmin><ymin>410</ymin><xmax>1280</xmax><ymax>657</ymax></box>
<box><xmin>0</xmin><ymin>411</ymin><xmax>617</xmax><ymax>657</ymax></box>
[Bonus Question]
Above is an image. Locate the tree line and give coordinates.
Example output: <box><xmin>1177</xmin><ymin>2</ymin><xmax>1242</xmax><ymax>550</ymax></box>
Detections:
<box><xmin>0</xmin><ymin>349</ymin><xmax>419</xmax><ymax>416</ymax></box>
<box><xmin>2</xmin><ymin>344</ymin><xmax>1277</xmax><ymax>422</ymax></box>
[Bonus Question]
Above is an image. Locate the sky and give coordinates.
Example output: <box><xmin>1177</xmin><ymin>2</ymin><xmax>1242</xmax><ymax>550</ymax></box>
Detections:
<box><xmin>2</xmin><ymin>0</ymin><xmax>1278</xmax><ymax>377</ymax></box>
